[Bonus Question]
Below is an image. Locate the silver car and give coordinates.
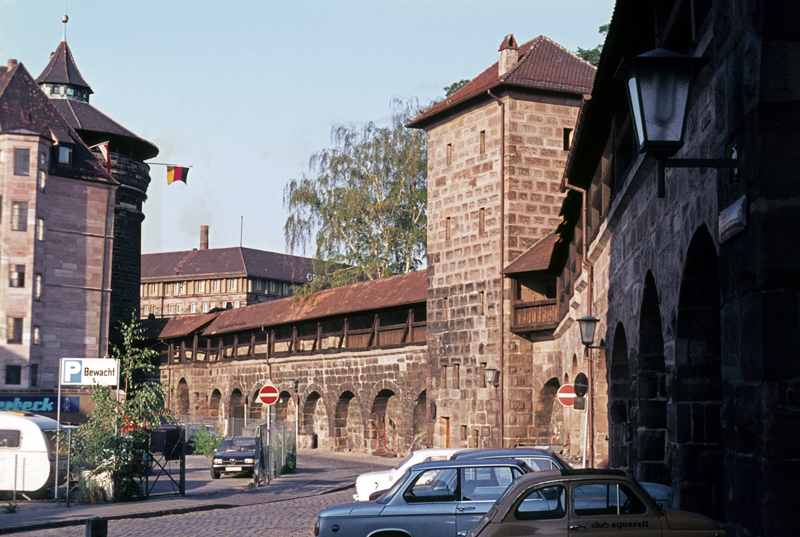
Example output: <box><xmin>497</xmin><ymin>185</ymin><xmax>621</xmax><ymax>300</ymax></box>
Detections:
<box><xmin>315</xmin><ymin>459</ymin><xmax>531</xmax><ymax>537</ymax></box>
<box><xmin>466</xmin><ymin>469</ymin><xmax>725</xmax><ymax>537</ymax></box>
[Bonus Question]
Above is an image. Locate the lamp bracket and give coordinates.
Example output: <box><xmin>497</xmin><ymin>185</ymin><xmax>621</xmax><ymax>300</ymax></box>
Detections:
<box><xmin>656</xmin><ymin>157</ymin><xmax>738</xmax><ymax>198</ymax></box>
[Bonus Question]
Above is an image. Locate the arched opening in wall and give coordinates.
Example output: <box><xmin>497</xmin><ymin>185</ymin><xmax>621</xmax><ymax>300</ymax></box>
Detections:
<box><xmin>673</xmin><ymin>226</ymin><xmax>723</xmax><ymax>519</ymax></box>
<box><xmin>250</xmin><ymin>389</ymin><xmax>263</xmax><ymax>422</ymax></box>
<box><xmin>636</xmin><ymin>271</ymin><xmax>669</xmax><ymax>485</ymax></box>
<box><xmin>209</xmin><ymin>389</ymin><xmax>222</xmax><ymax>431</ymax></box>
<box><xmin>302</xmin><ymin>392</ymin><xmax>327</xmax><ymax>449</ymax></box>
<box><xmin>176</xmin><ymin>379</ymin><xmax>190</xmax><ymax>419</ymax></box>
<box><xmin>230</xmin><ymin>389</ymin><xmax>244</xmax><ymax>436</ymax></box>
<box><xmin>593</xmin><ymin>339</ymin><xmax>609</xmax><ymax>467</ymax></box>
<box><xmin>276</xmin><ymin>391</ymin><xmax>291</xmax><ymax>423</ymax></box>
<box><xmin>370</xmin><ymin>389</ymin><xmax>402</xmax><ymax>454</ymax></box>
<box><xmin>334</xmin><ymin>391</ymin><xmax>363</xmax><ymax>452</ymax></box>
<box><xmin>609</xmin><ymin>323</ymin><xmax>632</xmax><ymax>469</ymax></box>
<box><xmin>412</xmin><ymin>391</ymin><xmax>427</xmax><ymax>451</ymax></box>
<box><xmin>533</xmin><ymin>378</ymin><xmax>561</xmax><ymax>448</ymax></box>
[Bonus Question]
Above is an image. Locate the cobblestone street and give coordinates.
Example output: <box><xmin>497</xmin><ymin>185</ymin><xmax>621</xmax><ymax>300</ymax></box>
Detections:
<box><xmin>18</xmin><ymin>488</ymin><xmax>353</xmax><ymax>537</ymax></box>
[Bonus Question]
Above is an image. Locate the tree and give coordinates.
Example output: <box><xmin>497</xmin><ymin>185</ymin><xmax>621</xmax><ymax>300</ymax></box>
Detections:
<box><xmin>284</xmin><ymin>101</ymin><xmax>427</xmax><ymax>295</ymax></box>
<box><xmin>576</xmin><ymin>24</ymin><xmax>609</xmax><ymax>66</ymax></box>
<box><xmin>443</xmin><ymin>79</ymin><xmax>470</xmax><ymax>97</ymax></box>
<box><xmin>73</xmin><ymin>316</ymin><xmax>170</xmax><ymax>500</ymax></box>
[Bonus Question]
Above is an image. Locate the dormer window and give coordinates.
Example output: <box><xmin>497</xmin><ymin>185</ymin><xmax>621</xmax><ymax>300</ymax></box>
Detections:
<box><xmin>57</xmin><ymin>145</ymin><xmax>72</xmax><ymax>165</ymax></box>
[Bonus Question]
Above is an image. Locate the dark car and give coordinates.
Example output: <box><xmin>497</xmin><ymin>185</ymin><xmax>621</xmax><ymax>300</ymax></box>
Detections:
<box><xmin>315</xmin><ymin>459</ymin><xmax>531</xmax><ymax>537</ymax></box>
<box><xmin>451</xmin><ymin>447</ymin><xmax>672</xmax><ymax>508</ymax></box>
<box><xmin>210</xmin><ymin>436</ymin><xmax>257</xmax><ymax>479</ymax></box>
<box><xmin>466</xmin><ymin>469</ymin><xmax>724</xmax><ymax>537</ymax></box>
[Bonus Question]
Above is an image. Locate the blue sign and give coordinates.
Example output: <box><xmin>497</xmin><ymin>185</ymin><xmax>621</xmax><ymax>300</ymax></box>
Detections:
<box><xmin>0</xmin><ymin>396</ymin><xmax>79</xmax><ymax>413</ymax></box>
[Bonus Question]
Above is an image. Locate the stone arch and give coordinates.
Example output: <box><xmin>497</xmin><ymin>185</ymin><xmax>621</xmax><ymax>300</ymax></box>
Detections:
<box><xmin>276</xmin><ymin>391</ymin><xmax>292</xmax><ymax>423</ymax></box>
<box><xmin>250</xmin><ymin>387</ymin><xmax>263</xmax><ymax>422</ymax></box>
<box><xmin>533</xmin><ymin>377</ymin><xmax>561</xmax><ymax>446</ymax></box>
<box><xmin>609</xmin><ymin>322</ymin><xmax>632</xmax><ymax>469</ymax></box>
<box><xmin>672</xmin><ymin>226</ymin><xmax>723</xmax><ymax>518</ymax></box>
<box><xmin>230</xmin><ymin>388</ymin><xmax>245</xmax><ymax>436</ymax></box>
<box><xmin>411</xmin><ymin>390</ymin><xmax>428</xmax><ymax>451</ymax></box>
<box><xmin>334</xmin><ymin>390</ymin><xmax>364</xmax><ymax>452</ymax></box>
<box><xmin>369</xmin><ymin>388</ymin><xmax>404</xmax><ymax>455</ymax></box>
<box><xmin>301</xmin><ymin>390</ymin><xmax>328</xmax><ymax>449</ymax></box>
<box><xmin>209</xmin><ymin>389</ymin><xmax>222</xmax><ymax>433</ymax></box>
<box><xmin>635</xmin><ymin>271</ymin><xmax>669</xmax><ymax>484</ymax></box>
<box><xmin>176</xmin><ymin>378</ymin><xmax>190</xmax><ymax>418</ymax></box>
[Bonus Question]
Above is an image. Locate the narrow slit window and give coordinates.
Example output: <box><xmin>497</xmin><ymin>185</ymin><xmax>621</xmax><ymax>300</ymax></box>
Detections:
<box><xmin>563</xmin><ymin>128</ymin><xmax>574</xmax><ymax>151</ymax></box>
<box><xmin>446</xmin><ymin>143</ymin><xmax>452</xmax><ymax>166</ymax></box>
<box><xmin>480</xmin><ymin>130</ymin><xmax>486</xmax><ymax>154</ymax></box>
<box><xmin>479</xmin><ymin>207</ymin><xmax>485</xmax><ymax>232</ymax></box>
<box><xmin>446</xmin><ymin>217</ymin><xmax>451</xmax><ymax>240</ymax></box>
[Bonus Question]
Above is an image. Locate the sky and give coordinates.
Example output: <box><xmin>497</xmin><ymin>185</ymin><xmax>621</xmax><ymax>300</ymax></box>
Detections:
<box><xmin>0</xmin><ymin>0</ymin><xmax>615</xmax><ymax>256</ymax></box>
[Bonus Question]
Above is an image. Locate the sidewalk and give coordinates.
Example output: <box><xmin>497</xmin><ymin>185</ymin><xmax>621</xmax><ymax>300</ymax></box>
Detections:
<box><xmin>0</xmin><ymin>449</ymin><xmax>397</xmax><ymax>535</ymax></box>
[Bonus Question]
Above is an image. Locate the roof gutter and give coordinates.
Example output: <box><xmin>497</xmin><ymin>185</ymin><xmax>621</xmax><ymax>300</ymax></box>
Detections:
<box><xmin>487</xmin><ymin>89</ymin><xmax>506</xmax><ymax>447</ymax></box>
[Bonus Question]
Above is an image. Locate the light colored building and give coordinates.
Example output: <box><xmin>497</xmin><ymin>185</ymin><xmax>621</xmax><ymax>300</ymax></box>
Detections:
<box><xmin>0</xmin><ymin>59</ymin><xmax>115</xmax><ymax>398</ymax></box>
<box><xmin>140</xmin><ymin>227</ymin><xmax>315</xmax><ymax>318</ymax></box>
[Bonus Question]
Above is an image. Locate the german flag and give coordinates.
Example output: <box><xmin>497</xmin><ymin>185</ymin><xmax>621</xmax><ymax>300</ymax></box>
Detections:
<box><xmin>167</xmin><ymin>166</ymin><xmax>189</xmax><ymax>185</ymax></box>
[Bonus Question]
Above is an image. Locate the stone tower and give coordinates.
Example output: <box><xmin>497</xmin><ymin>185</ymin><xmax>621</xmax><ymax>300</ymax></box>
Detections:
<box><xmin>36</xmin><ymin>41</ymin><xmax>159</xmax><ymax>340</ymax></box>
<box><xmin>408</xmin><ymin>35</ymin><xmax>594</xmax><ymax>448</ymax></box>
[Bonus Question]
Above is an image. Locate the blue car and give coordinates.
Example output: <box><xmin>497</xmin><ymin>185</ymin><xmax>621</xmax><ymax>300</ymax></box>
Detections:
<box><xmin>315</xmin><ymin>459</ymin><xmax>531</xmax><ymax>537</ymax></box>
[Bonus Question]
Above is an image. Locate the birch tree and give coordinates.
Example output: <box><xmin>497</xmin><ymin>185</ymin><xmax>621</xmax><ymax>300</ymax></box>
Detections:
<box><xmin>284</xmin><ymin>102</ymin><xmax>427</xmax><ymax>294</ymax></box>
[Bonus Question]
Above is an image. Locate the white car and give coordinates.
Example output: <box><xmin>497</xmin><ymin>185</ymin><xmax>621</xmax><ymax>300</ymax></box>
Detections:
<box><xmin>353</xmin><ymin>447</ymin><xmax>468</xmax><ymax>501</ymax></box>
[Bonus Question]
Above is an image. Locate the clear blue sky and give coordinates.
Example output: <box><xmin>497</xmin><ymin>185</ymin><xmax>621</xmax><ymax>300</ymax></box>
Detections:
<box><xmin>1</xmin><ymin>0</ymin><xmax>615</xmax><ymax>255</ymax></box>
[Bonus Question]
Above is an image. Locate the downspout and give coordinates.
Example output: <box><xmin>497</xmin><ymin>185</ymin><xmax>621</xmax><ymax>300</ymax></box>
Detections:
<box><xmin>563</xmin><ymin>180</ymin><xmax>594</xmax><ymax>467</ymax></box>
<box><xmin>487</xmin><ymin>90</ymin><xmax>505</xmax><ymax>447</ymax></box>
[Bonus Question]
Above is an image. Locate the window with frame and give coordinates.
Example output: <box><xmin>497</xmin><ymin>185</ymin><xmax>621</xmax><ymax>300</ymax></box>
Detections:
<box><xmin>254</xmin><ymin>279</ymin><xmax>262</xmax><ymax>291</ymax></box>
<box><xmin>190</xmin><ymin>303</ymin><xmax>197</xmax><ymax>313</ymax></box>
<box><xmin>213</xmin><ymin>280</ymin><xmax>221</xmax><ymax>292</ymax></box>
<box><xmin>34</xmin><ymin>273</ymin><xmax>42</xmax><ymax>300</ymax></box>
<box><xmin>143</xmin><ymin>305</ymin><xmax>150</xmax><ymax>315</ymax></box>
<box><xmin>10</xmin><ymin>265</ymin><xmax>25</xmax><ymax>288</ymax></box>
<box><xmin>150</xmin><ymin>283</ymin><xmax>158</xmax><ymax>294</ymax></box>
<box><xmin>198</xmin><ymin>280</ymin><xmax>206</xmax><ymax>293</ymax></box>
<box><xmin>38</xmin><ymin>170</ymin><xmax>47</xmax><ymax>193</ymax></box>
<box><xmin>234</xmin><ymin>301</ymin><xmax>240</xmax><ymax>308</ymax></box>
<box><xmin>5</xmin><ymin>365</ymin><xmax>22</xmax><ymax>385</ymax></box>
<box><xmin>11</xmin><ymin>202</ymin><xmax>28</xmax><ymax>231</ymax></box>
<box><xmin>57</xmin><ymin>145</ymin><xmax>72</xmax><ymax>165</ymax></box>
<box><xmin>168</xmin><ymin>304</ymin><xmax>175</xmax><ymax>314</ymax></box>
<box><xmin>14</xmin><ymin>148</ymin><xmax>30</xmax><ymax>176</ymax></box>
<box><xmin>36</xmin><ymin>218</ymin><xmax>45</xmax><ymax>241</ymax></box>
<box><xmin>573</xmin><ymin>483</ymin><xmax>646</xmax><ymax>517</ymax></box>
<box><xmin>202</xmin><ymin>302</ymin><xmax>209</xmax><ymax>312</ymax></box>
<box><xmin>269</xmin><ymin>280</ymin><xmax>276</xmax><ymax>294</ymax></box>
<box><xmin>230</xmin><ymin>279</ymin><xmax>237</xmax><ymax>291</ymax></box>
<box><xmin>515</xmin><ymin>485</ymin><xmax>566</xmax><ymax>520</ymax></box>
<box><xmin>33</xmin><ymin>326</ymin><xmax>41</xmax><ymax>346</ymax></box>
<box><xmin>0</xmin><ymin>429</ymin><xmax>21</xmax><ymax>448</ymax></box>
<box><xmin>176</xmin><ymin>304</ymin><xmax>182</xmax><ymax>314</ymax></box>
<box><xmin>179</xmin><ymin>282</ymin><xmax>187</xmax><ymax>294</ymax></box>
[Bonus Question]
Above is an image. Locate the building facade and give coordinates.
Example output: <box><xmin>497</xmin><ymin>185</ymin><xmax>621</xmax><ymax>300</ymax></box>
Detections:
<box><xmin>140</xmin><ymin>228</ymin><xmax>315</xmax><ymax>318</ymax></box>
<box><xmin>0</xmin><ymin>59</ymin><xmax>115</xmax><ymax>410</ymax></box>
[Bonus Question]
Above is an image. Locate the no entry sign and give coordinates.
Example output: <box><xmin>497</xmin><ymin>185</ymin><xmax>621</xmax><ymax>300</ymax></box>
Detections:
<box><xmin>258</xmin><ymin>383</ymin><xmax>279</xmax><ymax>406</ymax></box>
<box><xmin>557</xmin><ymin>384</ymin><xmax>576</xmax><ymax>407</ymax></box>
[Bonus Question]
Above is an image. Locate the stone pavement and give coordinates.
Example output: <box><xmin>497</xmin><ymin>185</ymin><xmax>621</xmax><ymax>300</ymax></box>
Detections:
<box><xmin>0</xmin><ymin>449</ymin><xmax>397</xmax><ymax>536</ymax></box>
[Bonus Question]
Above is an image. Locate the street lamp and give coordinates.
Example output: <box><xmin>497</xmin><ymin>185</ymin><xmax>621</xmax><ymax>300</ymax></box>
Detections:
<box><xmin>483</xmin><ymin>367</ymin><xmax>500</xmax><ymax>388</ymax></box>
<box><xmin>575</xmin><ymin>315</ymin><xmax>607</xmax><ymax>468</ymax></box>
<box><xmin>615</xmin><ymin>48</ymin><xmax>737</xmax><ymax>197</ymax></box>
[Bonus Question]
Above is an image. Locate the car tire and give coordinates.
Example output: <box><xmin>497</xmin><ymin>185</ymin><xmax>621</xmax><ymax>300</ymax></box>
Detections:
<box><xmin>210</xmin><ymin>468</ymin><xmax>220</xmax><ymax>479</ymax></box>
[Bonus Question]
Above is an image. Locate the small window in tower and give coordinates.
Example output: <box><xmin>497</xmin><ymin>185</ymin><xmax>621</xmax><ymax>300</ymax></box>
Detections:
<box><xmin>51</xmin><ymin>86</ymin><xmax>61</xmax><ymax>95</ymax></box>
<box><xmin>446</xmin><ymin>217</ymin><xmax>451</xmax><ymax>240</ymax></box>
<box><xmin>38</xmin><ymin>170</ymin><xmax>47</xmax><ymax>193</ymax></box>
<box><xmin>447</xmin><ymin>143</ymin><xmax>452</xmax><ymax>166</ymax></box>
<box><xmin>57</xmin><ymin>145</ymin><xmax>72</xmax><ymax>165</ymax></box>
<box><xmin>14</xmin><ymin>148</ymin><xmax>30</xmax><ymax>176</ymax></box>
<box><xmin>480</xmin><ymin>130</ymin><xmax>486</xmax><ymax>154</ymax></box>
<box><xmin>9</xmin><ymin>264</ymin><xmax>25</xmax><ymax>288</ymax></box>
<box><xmin>478</xmin><ymin>291</ymin><xmax>485</xmax><ymax>315</ymax></box>
<box><xmin>34</xmin><ymin>273</ymin><xmax>42</xmax><ymax>300</ymax></box>
<box><xmin>563</xmin><ymin>128</ymin><xmax>574</xmax><ymax>151</ymax></box>
<box><xmin>11</xmin><ymin>202</ymin><xmax>28</xmax><ymax>231</ymax></box>
<box><xmin>479</xmin><ymin>208</ymin><xmax>485</xmax><ymax>233</ymax></box>
<box><xmin>36</xmin><ymin>218</ymin><xmax>45</xmax><ymax>241</ymax></box>
<box><xmin>33</xmin><ymin>326</ymin><xmax>41</xmax><ymax>346</ymax></box>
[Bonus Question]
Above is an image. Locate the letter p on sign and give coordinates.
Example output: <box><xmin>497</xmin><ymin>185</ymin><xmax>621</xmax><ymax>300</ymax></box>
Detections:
<box><xmin>63</xmin><ymin>360</ymin><xmax>82</xmax><ymax>384</ymax></box>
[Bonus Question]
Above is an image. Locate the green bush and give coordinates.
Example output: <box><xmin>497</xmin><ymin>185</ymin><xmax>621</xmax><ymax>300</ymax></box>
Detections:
<box><xmin>188</xmin><ymin>427</ymin><xmax>224</xmax><ymax>456</ymax></box>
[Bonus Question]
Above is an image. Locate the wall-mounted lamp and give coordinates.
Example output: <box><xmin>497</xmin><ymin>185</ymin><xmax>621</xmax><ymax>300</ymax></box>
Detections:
<box><xmin>576</xmin><ymin>315</ymin><xmax>607</xmax><ymax>352</ymax></box>
<box><xmin>483</xmin><ymin>367</ymin><xmax>500</xmax><ymax>388</ymax></box>
<box><xmin>615</xmin><ymin>48</ymin><xmax>738</xmax><ymax>198</ymax></box>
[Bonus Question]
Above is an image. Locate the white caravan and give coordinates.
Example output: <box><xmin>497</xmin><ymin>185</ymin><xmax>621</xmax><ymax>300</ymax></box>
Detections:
<box><xmin>0</xmin><ymin>410</ymin><xmax>64</xmax><ymax>497</ymax></box>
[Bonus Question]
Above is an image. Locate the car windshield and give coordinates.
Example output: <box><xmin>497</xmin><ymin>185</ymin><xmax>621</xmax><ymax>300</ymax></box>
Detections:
<box><xmin>378</xmin><ymin>469</ymin><xmax>411</xmax><ymax>504</ymax></box>
<box><xmin>218</xmin><ymin>437</ymin><xmax>256</xmax><ymax>452</ymax></box>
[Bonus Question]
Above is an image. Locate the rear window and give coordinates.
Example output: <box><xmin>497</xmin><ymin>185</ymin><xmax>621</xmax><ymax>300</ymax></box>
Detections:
<box><xmin>0</xmin><ymin>429</ymin><xmax>21</xmax><ymax>448</ymax></box>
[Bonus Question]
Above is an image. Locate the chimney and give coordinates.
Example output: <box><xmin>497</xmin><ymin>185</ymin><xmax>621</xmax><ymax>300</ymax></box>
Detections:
<box><xmin>7</xmin><ymin>59</ymin><xmax>18</xmax><ymax>70</ymax></box>
<box><xmin>498</xmin><ymin>35</ymin><xmax>519</xmax><ymax>76</ymax></box>
<box><xmin>200</xmin><ymin>225</ymin><xmax>209</xmax><ymax>250</ymax></box>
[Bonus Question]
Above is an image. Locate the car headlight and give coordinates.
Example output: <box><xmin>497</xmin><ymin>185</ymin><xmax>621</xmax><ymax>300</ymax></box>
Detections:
<box><xmin>245</xmin><ymin>458</ymin><xmax>255</xmax><ymax>464</ymax></box>
<box><xmin>213</xmin><ymin>458</ymin><xmax>222</xmax><ymax>464</ymax></box>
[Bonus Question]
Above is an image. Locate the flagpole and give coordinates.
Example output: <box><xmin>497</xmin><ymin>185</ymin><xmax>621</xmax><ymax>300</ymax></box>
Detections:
<box><xmin>148</xmin><ymin>163</ymin><xmax>194</xmax><ymax>168</ymax></box>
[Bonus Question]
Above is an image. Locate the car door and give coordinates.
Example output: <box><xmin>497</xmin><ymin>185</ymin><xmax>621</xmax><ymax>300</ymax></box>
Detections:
<box><xmin>455</xmin><ymin>466</ymin><xmax>522</xmax><ymax>537</ymax></box>
<box><xmin>378</xmin><ymin>467</ymin><xmax>459</xmax><ymax>537</ymax></box>
<box><xmin>487</xmin><ymin>484</ymin><xmax>569</xmax><ymax>536</ymax></box>
<box><xmin>568</xmin><ymin>481</ymin><xmax>662</xmax><ymax>536</ymax></box>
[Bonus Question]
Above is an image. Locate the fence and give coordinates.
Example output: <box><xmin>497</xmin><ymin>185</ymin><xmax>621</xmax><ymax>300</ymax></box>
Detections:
<box><xmin>252</xmin><ymin>419</ymin><xmax>296</xmax><ymax>486</ymax></box>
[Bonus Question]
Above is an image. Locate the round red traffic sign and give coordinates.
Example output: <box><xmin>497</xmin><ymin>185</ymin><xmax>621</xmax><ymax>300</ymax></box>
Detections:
<box><xmin>258</xmin><ymin>383</ymin><xmax>279</xmax><ymax>406</ymax></box>
<box><xmin>557</xmin><ymin>384</ymin><xmax>576</xmax><ymax>407</ymax></box>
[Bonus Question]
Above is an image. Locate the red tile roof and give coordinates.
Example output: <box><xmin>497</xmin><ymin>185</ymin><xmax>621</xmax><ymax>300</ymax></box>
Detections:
<box><xmin>202</xmin><ymin>270</ymin><xmax>427</xmax><ymax>335</ymax></box>
<box><xmin>142</xmin><ymin>247</ymin><xmax>315</xmax><ymax>283</ymax></box>
<box><xmin>0</xmin><ymin>61</ymin><xmax>114</xmax><ymax>184</ymax></box>
<box><xmin>502</xmin><ymin>233</ymin><xmax>561</xmax><ymax>274</ymax></box>
<box><xmin>408</xmin><ymin>36</ymin><xmax>595</xmax><ymax>129</ymax></box>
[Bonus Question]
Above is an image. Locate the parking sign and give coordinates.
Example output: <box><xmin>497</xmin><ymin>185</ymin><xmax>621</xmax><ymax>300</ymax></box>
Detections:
<box><xmin>60</xmin><ymin>358</ymin><xmax>119</xmax><ymax>386</ymax></box>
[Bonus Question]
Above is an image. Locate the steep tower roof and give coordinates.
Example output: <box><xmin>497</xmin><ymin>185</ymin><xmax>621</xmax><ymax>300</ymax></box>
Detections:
<box><xmin>35</xmin><ymin>41</ymin><xmax>93</xmax><ymax>101</ymax></box>
<box><xmin>408</xmin><ymin>35</ymin><xmax>596</xmax><ymax>129</ymax></box>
